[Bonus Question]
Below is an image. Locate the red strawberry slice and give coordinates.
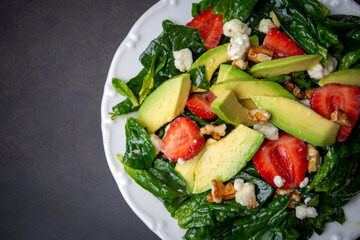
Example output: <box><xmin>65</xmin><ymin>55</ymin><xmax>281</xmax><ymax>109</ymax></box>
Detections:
<box><xmin>252</xmin><ymin>133</ymin><xmax>307</xmax><ymax>189</ymax></box>
<box><xmin>186</xmin><ymin>91</ymin><xmax>217</xmax><ymax>120</ymax></box>
<box><xmin>310</xmin><ymin>83</ymin><xmax>360</xmax><ymax>142</ymax></box>
<box><xmin>161</xmin><ymin>117</ymin><xmax>205</xmax><ymax>162</ymax></box>
<box><xmin>263</xmin><ymin>28</ymin><xmax>305</xmax><ymax>59</ymax></box>
<box><xmin>187</xmin><ymin>7</ymin><xmax>223</xmax><ymax>51</ymax></box>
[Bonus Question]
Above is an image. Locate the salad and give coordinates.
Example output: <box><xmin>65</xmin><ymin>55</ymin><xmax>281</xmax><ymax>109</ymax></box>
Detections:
<box><xmin>106</xmin><ymin>0</ymin><xmax>360</xmax><ymax>239</ymax></box>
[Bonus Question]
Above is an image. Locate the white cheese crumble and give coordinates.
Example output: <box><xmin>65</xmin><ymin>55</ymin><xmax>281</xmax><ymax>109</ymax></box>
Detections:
<box><xmin>307</xmin><ymin>54</ymin><xmax>337</xmax><ymax>80</ymax></box>
<box><xmin>299</xmin><ymin>177</ymin><xmax>309</xmax><ymax>188</ymax></box>
<box><xmin>223</xmin><ymin>19</ymin><xmax>252</xmax><ymax>38</ymax></box>
<box><xmin>253</xmin><ymin>122</ymin><xmax>279</xmax><ymax>140</ymax></box>
<box><xmin>273</xmin><ymin>175</ymin><xmax>286</xmax><ymax>188</ymax></box>
<box><xmin>227</xmin><ymin>34</ymin><xmax>251</xmax><ymax>60</ymax></box>
<box><xmin>177</xmin><ymin>158</ymin><xmax>186</xmax><ymax>165</ymax></box>
<box><xmin>259</xmin><ymin>19</ymin><xmax>276</xmax><ymax>34</ymax></box>
<box><xmin>234</xmin><ymin>178</ymin><xmax>259</xmax><ymax>208</ymax></box>
<box><xmin>149</xmin><ymin>134</ymin><xmax>163</xmax><ymax>155</ymax></box>
<box><xmin>173</xmin><ymin>48</ymin><xmax>193</xmax><ymax>72</ymax></box>
<box><xmin>296</xmin><ymin>205</ymin><xmax>318</xmax><ymax>220</ymax></box>
<box><xmin>304</xmin><ymin>197</ymin><xmax>312</xmax><ymax>205</ymax></box>
<box><xmin>300</xmin><ymin>99</ymin><xmax>311</xmax><ymax>108</ymax></box>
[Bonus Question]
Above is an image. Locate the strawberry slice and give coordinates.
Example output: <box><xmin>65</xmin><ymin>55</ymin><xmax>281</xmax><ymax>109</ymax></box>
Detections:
<box><xmin>310</xmin><ymin>83</ymin><xmax>360</xmax><ymax>142</ymax></box>
<box><xmin>263</xmin><ymin>28</ymin><xmax>305</xmax><ymax>59</ymax></box>
<box><xmin>186</xmin><ymin>91</ymin><xmax>217</xmax><ymax>120</ymax></box>
<box><xmin>187</xmin><ymin>7</ymin><xmax>223</xmax><ymax>51</ymax></box>
<box><xmin>252</xmin><ymin>133</ymin><xmax>307</xmax><ymax>189</ymax></box>
<box><xmin>161</xmin><ymin>117</ymin><xmax>205</xmax><ymax>162</ymax></box>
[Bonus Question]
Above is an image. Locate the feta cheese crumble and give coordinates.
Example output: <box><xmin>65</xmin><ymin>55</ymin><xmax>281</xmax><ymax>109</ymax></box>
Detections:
<box><xmin>149</xmin><ymin>134</ymin><xmax>163</xmax><ymax>155</ymax></box>
<box><xmin>234</xmin><ymin>178</ymin><xmax>259</xmax><ymax>208</ymax></box>
<box><xmin>296</xmin><ymin>205</ymin><xmax>318</xmax><ymax>220</ymax></box>
<box><xmin>223</xmin><ymin>19</ymin><xmax>251</xmax><ymax>37</ymax></box>
<box><xmin>273</xmin><ymin>175</ymin><xmax>286</xmax><ymax>188</ymax></box>
<box><xmin>299</xmin><ymin>177</ymin><xmax>309</xmax><ymax>188</ymax></box>
<box><xmin>307</xmin><ymin>54</ymin><xmax>337</xmax><ymax>80</ymax></box>
<box><xmin>259</xmin><ymin>19</ymin><xmax>276</xmax><ymax>34</ymax></box>
<box><xmin>253</xmin><ymin>122</ymin><xmax>279</xmax><ymax>140</ymax></box>
<box><xmin>177</xmin><ymin>158</ymin><xmax>186</xmax><ymax>165</ymax></box>
<box><xmin>300</xmin><ymin>99</ymin><xmax>310</xmax><ymax>108</ymax></box>
<box><xmin>173</xmin><ymin>48</ymin><xmax>193</xmax><ymax>72</ymax></box>
<box><xmin>227</xmin><ymin>34</ymin><xmax>251</xmax><ymax>60</ymax></box>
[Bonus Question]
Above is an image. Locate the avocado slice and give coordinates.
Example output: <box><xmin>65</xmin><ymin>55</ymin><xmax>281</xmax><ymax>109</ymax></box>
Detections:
<box><xmin>211</xmin><ymin>90</ymin><xmax>256</xmax><ymax>126</ymax></box>
<box><xmin>249</xmin><ymin>35</ymin><xmax>259</xmax><ymax>47</ymax></box>
<box><xmin>252</xmin><ymin>96</ymin><xmax>340</xmax><ymax>147</ymax></box>
<box><xmin>135</xmin><ymin>74</ymin><xmax>191</xmax><ymax>133</ymax></box>
<box><xmin>248</xmin><ymin>55</ymin><xmax>322</xmax><ymax>78</ymax></box>
<box><xmin>217</xmin><ymin>64</ymin><xmax>254</xmax><ymax>83</ymax></box>
<box><xmin>188</xmin><ymin>43</ymin><xmax>230</xmax><ymax>82</ymax></box>
<box><xmin>210</xmin><ymin>79</ymin><xmax>297</xmax><ymax>101</ymax></box>
<box><xmin>174</xmin><ymin>139</ymin><xmax>217</xmax><ymax>193</ymax></box>
<box><xmin>240</xmin><ymin>99</ymin><xmax>258</xmax><ymax>110</ymax></box>
<box><xmin>192</xmin><ymin>124</ymin><xmax>265</xmax><ymax>194</ymax></box>
<box><xmin>319</xmin><ymin>69</ymin><xmax>360</xmax><ymax>87</ymax></box>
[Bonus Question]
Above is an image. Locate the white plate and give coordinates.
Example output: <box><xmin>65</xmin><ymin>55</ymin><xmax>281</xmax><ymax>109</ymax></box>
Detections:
<box><xmin>101</xmin><ymin>1</ymin><xmax>360</xmax><ymax>239</ymax></box>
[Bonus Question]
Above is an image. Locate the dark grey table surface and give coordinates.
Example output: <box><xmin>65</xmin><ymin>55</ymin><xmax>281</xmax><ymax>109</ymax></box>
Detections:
<box><xmin>1</xmin><ymin>0</ymin><xmax>159</xmax><ymax>239</ymax></box>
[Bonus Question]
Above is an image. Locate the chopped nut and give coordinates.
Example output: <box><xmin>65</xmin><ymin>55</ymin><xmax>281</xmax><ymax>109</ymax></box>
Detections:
<box><xmin>247</xmin><ymin>46</ymin><xmax>273</xmax><ymax>63</ymax></box>
<box><xmin>200</xmin><ymin>124</ymin><xmax>226</xmax><ymax>140</ymax></box>
<box><xmin>270</xmin><ymin>11</ymin><xmax>281</xmax><ymax>28</ymax></box>
<box><xmin>305</xmin><ymin>88</ymin><xmax>317</xmax><ymax>99</ymax></box>
<box><xmin>274</xmin><ymin>188</ymin><xmax>294</xmax><ymax>198</ymax></box>
<box><xmin>248</xmin><ymin>109</ymin><xmax>271</xmax><ymax>122</ymax></box>
<box><xmin>307</xmin><ymin>143</ymin><xmax>321</xmax><ymax>173</ymax></box>
<box><xmin>288</xmin><ymin>191</ymin><xmax>301</xmax><ymax>209</ymax></box>
<box><xmin>149</xmin><ymin>134</ymin><xmax>163</xmax><ymax>155</ymax></box>
<box><xmin>283</xmin><ymin>81</ymin><xmax>295</xmax><ymax>92</ymax></box>
<box><xmin>331</xmin><ymin>109</ymin><xmax>352</xmax><ymax>126</ymax></box>
<box><xmin>232</xmin><ymin>59</ymin><xmax>249</xmax><ymax>70</ymax></box>
<box><xmin>292</xmin><ymin>85</ymin><xmax>306</xmax><ymax>99</ymax></box>
<box><xmin>207</xmin><ymin>179</ymin><xmax>237</xmax><ymax>203</ymax></box>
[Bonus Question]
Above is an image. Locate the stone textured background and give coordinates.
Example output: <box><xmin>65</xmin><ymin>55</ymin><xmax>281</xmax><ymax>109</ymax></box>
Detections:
<box><xmin>0</xmin><ymin>0</ymin><xmax>159</xmax><ymax>239</ymax></box>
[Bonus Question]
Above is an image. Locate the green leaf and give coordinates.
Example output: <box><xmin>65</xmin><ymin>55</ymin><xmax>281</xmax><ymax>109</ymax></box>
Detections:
<box><xmin>187</xmin><ymin>64</ymin><xmax>210</xmax><ymax>90</ymax></box>
<box><xmin>339</xmin><ymin>49</ymin><xmax>360</xmax><ymax>70</ymax></box>
<box><xmin>213</xmin><ymin>0</ymin><xmax>259</xmax><ymax>23</ymax></box>
<box><xmin>109</xmin><ymin>98</ymin><xmax>139</xmax><ymax>120</ymax></box>
<box><xmin>181</xmin><ymin>108</ymin><xmax>225</xmax><ymax>127</ymax></box>
<box><xmin>112</xmin><ymin>78</ymin><xmax>139</xmax><ymax>106</ymax></box>
<box><xmin>119</xmin><ymin>155</ymin><xmax>186</xmax><ymax>199</ymax></box>
<box><xmin>191</xmin><ymin>0</ymin><xmax>219</xmax><ymax>17</ymax></box>
<box><xmin>123</xmin><ymin>117</ymin><xmax>156</xmax><ymax>169</ymax></box>
<box><xmin>325</xmin><ymin>14</ymin><xmax>360</xmax><ymax>31</ymax></box>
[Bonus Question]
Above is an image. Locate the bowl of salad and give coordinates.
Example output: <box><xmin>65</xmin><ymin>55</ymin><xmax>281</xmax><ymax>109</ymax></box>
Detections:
<box><xmin>101</xmin><ymin>0</ymin><xmax>360</xmax><ymax>239</ymax></box>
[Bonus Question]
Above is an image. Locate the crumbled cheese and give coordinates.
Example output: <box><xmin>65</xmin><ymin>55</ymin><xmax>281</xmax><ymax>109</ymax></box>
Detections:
<box><xmin>259</xmin><ymin>19</ymin><xmax>276</xmax><ymax>34</ymax></box>
<box><xmin>253</xmin><ymin>122</ymin><xmax>279</xmax><ymax>140</ymax></box>
<box><xmin>227</xmin><ymin>34</ymin><xmax>251</xmax><ymax>60</ymax></box>
<box><xmin>307</xmin><ymin>54</ymin><xmax>337</xmax><ymax>80</ymax></box>
<box><xmin>300</xmin><ymin>99</ymin><xmax>310</xmax><ymax>108</ymax></box>
<box><xmin>273</xmin><ymin>175</ymin><xmax>286</xmax><ymax>188</ymax></box>
<box><xmin>149</xmin><ymin>134</ymin><xmax>163</xmax><ymax>155</ymax></box>
<box><xmin>177</xmin><ymin>158</ymin><xmax>186</xmax><ymax>165</ymax></box>
<box><xmin>304</xmin><ymin>197</ymin><xmax>312</xmax><ymax>205</ymax></box>
<box><xmin>299</xmin><ymin>177</ymin><xmax>309</xmax><ymax>188</ymax></box>
<box><xmin>296</xmin><ymin>205</ymin><xmax>318</xmax><ymax>220</ymax></box>
<box><xmin>173</xmin><ymin>48</ymin><xmax>193</xmax><ymax>72</ymax></box>
<box><xmin>234</xmin><ymin>178</ymin><xmax>259</xmax><ymax>208</ymax></box>
<box><xmin>223</xmin><ymin>19</ymin><xmax>251</xmax><ymax>38</ymax></box>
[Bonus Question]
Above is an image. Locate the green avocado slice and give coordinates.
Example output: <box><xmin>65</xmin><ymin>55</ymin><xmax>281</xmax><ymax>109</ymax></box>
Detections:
<box><xmin>319</xmin><ymin>69</ymin><xmax>360</xmax><ymax>87</ymax></box>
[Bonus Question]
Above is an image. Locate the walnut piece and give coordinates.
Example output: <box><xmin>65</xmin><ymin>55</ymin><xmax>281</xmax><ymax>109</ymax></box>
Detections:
<box><xmin>232</xmin><ymin>59</ymin><xmax>249</xmax><ymax>70</ymax></box>
<box><xmin>207</xmin><ymin>180</ymin><xmax>237</xmax><ymax>203</ymax></box>
<box><xmin>331</xmin><ymin>109</ymin><xmax>352</xmax><ymax>126</ymax></box>
<box><xmin>307</xmin><ymin>143</ymin><xmax>321</xmax><ymax>174</ymax></box>
<box><xmin>270</xmin><ymin>11</ymin><xmax>281</xmax><ymax>28</ymax></box>
<box><xmin>247</xmin><ymin>46</ymin><xmax>273</xmax><ymax>63</ymax></box>
<box><xmin>200</xmin><ymin>124</ymin><xmax>226</xmax><ymax>140</ymax></box>
<box><xmin>305</xmin><ymin>88</ymin><xmax>317</xmax><ymax>100</ymax></box>
<box><xmin>248</xmin><ymin>109</ymin><xmax>271</xmax><ymax>122</ymax></box>
<box><xmin>288</xmin><ymin>191</ymin><xmax>302</xmax><ymax>209</ymax></box>
<box><xmin>274</xmin><ymin>188</ymin><xmax>301</xmax><ymax>209</ymax></box>
<box><xmin>283</xmin><ymin>81</ymin><xmax>305</xmax><ymax>99</ymax></box>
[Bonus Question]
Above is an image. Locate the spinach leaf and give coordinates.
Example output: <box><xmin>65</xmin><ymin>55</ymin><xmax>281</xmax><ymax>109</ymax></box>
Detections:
<box><xmin>188</xmin><ymin>64</ymin><xmax>210</xmax><ymax>90</ymax></box>
<box><xmin>127</xmin><ymin>68</ymin><xmax>148</xmax><ymax>98</ymax></box>
<box><xmin>109</xmin><ymin>98</ymin><xmax>139</xmax><ymax>120</ymax></box>
<box><xmin>119</xmin><ymin>155</ymin><xmax>186</xmax><ymax>199</ymax></box>
<box><xmin>139</xmin><ymin>52</ymin><xmax>167</xmax><ymax>103</ymax></box>
<box><xmin>112</xmin><ymin>78</ymin><xmax>139</xmax><ymax>106</ymax></box>
<box><xmin>213</xmin><ymin>0</ymin><xmax>258</xmax><ymax>23</ymax></box>
<box><xmin>183</xmin><ymin>196</ymin><xmax>296</xmax><ymax>240</ymax></box>
<box><xmin>246</xmin><ymin>0</ymin><xmax>273</xmax><ymax>38</ymax></box>
<box><xmin>139</xmin><ymin>20</ymin><xmax>205</xmax><ymax>81</ymax></box>
<box><xmin>339</xmin><ymin>49</ymin><xmax>360</xmax><ymax>70</ymax></box>
<box><xmin>182</xmin><ymin>108</ymin><xmax>225</xmax><ymax>127</ymax></box>
<box><xmin>173</xmin><ymin>171</ymin><xmax>273</xmax><ymax>229</ymax></box>
<box><xmin>123</xmin><ymin>117</ymin><xmax>156</xmax><ymax>169</ymax></box>
<box><xmin>325</xmin><ymin>14</ymin><xmax>360</xmax><ymax>31</ymax></box>
<box><xmin>191</xmin><ymin>0</ymin><xmax>218</xmax><ymax>17</ymax></box>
